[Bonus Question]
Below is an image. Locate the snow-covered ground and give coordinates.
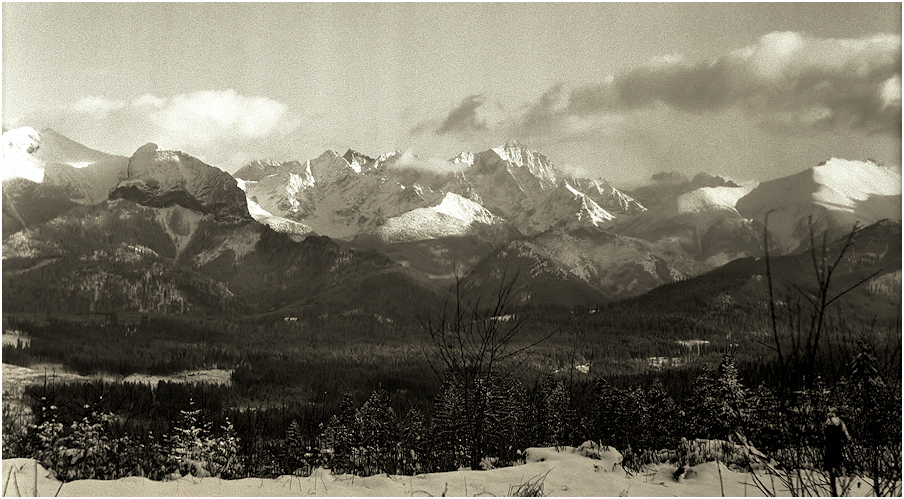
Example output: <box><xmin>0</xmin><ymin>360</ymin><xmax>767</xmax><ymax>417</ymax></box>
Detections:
<box><xmin>1</xmin><ymin>444</ymin><xmax>878</xmax><ymax>497</ymax></box>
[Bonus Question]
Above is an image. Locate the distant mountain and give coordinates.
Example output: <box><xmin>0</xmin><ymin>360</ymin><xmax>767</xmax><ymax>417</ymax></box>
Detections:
<box><xmin>237</xmin><ymin>140</ymin><xmax>645</xmax><ymax>240</ymax></box>
<box><xmin>440</xmin><ymin>141</ymin><xmax>641</xmax><ymax>235</ymax></box>
<box><xmin>736</xmin><ymin>158</ymin><xmax>902</xmax><ymax>254</ymax></box>
<box><xmin>4</xmin><ymin>128</ymin><xmax>899</xmax><ymax>317</ymax></box>
<box><xmin>612</xmin><ymin>184</ymin><xmax>763</xmax><ymax>275</ymax></box>
<box><xmin>627</xmin><ymin>172</ymin><xmax>741</xmax><ymax>210</ymax></box>
<box><xmin>614</xmin><ymin>159</ymin><xmax>902</xmax><ymax>275</ymax></box>
<box><xmin>2</xmin><ymin>127</ymin><xmax>129</xmax><ymax>203</ymax></box>
<box><xmin>235</xmin><ymin>140</ymin><xmax>667</xmax><ymax>303</ymax></box>
<box><xmin>236</xmin><ymin>150</ymin><xmax>438</xmax><ymax>238</ymax></box>
<box><xmin>2</xmin><ymin>127</ymin><xmax>130</xmax><ymax>238</ymax></box>
<box><xmin>607</xmin><ymin>219</ymin><xmax>902</xmax><ymax>329</ymax></box>
<box><xmin>3</xmin><ymin>141</ymin><xmax>440</xmax><ymax>321</ymax></box>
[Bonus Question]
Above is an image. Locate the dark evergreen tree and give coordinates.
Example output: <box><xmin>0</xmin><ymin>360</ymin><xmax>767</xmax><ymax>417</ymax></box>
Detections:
<box><xmin>400</xmin><ymin>409</ymin><xmax>427</xmax><ymax>475</ymax></box>
<box><xmin>321</xmin><ymin>393</ymin><xmax>359</xmax><ymax>474</ymax></box>
<box><xmin>645</xmin><ymin>378</ymin><xmax>679</xmax><ymax>450</ymax></box>
<box><xmin>541</xmin><ymin>378</ymin><xmax>579</xmax><ymax>448</ymax></box>
<box><xmin>355</xmin><ymin>390</ymin><xmax>399</xmax><ymax>475</ymax></box>
<box><xmin>715</xmin><ymin>355</ymin><xmax>749</xmax><ymax>440</ymax></box>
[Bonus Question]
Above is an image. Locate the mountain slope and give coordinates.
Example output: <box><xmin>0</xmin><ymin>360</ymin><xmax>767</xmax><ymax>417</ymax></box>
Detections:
<box><xmin>613</xmin><ymin>184</ymin><xmax>763</xmax><ymax>275</ymax></box>
<box><xmin>2</xmin><ymin>127</ymin><xmax>130</xmax><ymax>237</ymax></box>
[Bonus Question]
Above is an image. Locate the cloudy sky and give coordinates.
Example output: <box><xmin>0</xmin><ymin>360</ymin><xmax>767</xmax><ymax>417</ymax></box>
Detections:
<box><xmin>3</xmin><ymin>3</ymin><xmax>901</xmax><ymax>186</ymax></box>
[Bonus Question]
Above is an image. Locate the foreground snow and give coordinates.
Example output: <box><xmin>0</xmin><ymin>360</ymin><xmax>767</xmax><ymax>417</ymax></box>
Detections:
<box><xmin>1</xmin><ymin>445</ymin><xmax>877</xmax><ymax>497</ymax></box>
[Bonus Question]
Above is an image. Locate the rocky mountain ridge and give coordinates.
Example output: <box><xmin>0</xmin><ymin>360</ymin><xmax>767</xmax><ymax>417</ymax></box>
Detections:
<box><xmin>2</xmin><ymin>127</ymin><xmax>900</xmax><ymax>316</ymax></box>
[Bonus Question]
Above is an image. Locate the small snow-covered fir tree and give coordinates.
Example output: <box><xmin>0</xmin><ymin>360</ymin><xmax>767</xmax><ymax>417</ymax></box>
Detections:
<box><xmin>166</xmin><ymin>397</ymin><xmax>213</xmax><ymax>477</ymax></box>
<box><xmin>355</xmin><ymin>390</ymin><xmax>400</xmax><ymax>475</ymax></box>
<box><xmin>645</xmin><ymin>378</ymin><xmax>678</xmax><ymax>450</ymax></box>
<box><xmin>207</xmin><ymin>417</ymin><xmax>242</xmax><ymax>478</ymax></box>
<box><xmin>715</xmin><ymin>355</ymin><xmax>749</xmax><ymax>440</ymax></box>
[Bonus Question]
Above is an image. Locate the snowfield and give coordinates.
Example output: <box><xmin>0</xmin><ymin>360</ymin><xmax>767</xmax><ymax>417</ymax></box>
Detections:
<box><xmin>1</xmin><ymin>444</ymin><xmax>879</xmax><ymax>497</ymax></box>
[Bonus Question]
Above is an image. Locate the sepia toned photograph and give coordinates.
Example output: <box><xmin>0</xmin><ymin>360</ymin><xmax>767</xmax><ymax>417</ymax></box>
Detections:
<box><xmin>1</xmin><ymin>2</ymin><xmax>901</xmax><ymax>496</ymax></box>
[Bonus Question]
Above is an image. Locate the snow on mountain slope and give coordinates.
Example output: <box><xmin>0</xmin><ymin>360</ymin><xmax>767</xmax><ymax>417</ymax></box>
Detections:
<box><xmin>238</xmin><ymin>141</ymin><xmax>642</xmax><ymax>241</ymax></box>
<box><xmin>2</xmin><ymin>127</ymin><xmax>44</xmax><ymax>182</ymax></box>
<box><xmin>374</xmin><ymin>192</ymin><xmax>503</xmax><ymax>242</ymax></box>
<box><xmin>565</xmin><ymin>182</ymin><xmax>617</xmax><ymax>226</ymax></box>
<box><xmin>736</xmin><ymin>158</ymin><xmax>902</xmax><ymax>253</ymax></box>
<box><xmin>568</xmin><ymin>177</ymin><xmax>646</xmax><ymax>215</ymax></box>
<box><xmin>1</xmin><ymin>127</ymin><xmax>128</xmax><ymax>203</ymax></box>
<box><xmin>489</xmin><ymin>140</ymin><xmax>559</xmax><ymax>187</ymax></box>
<box><xmin>676</xmin><ymin>185</ymin><xmax>755</xmax><ymax>214</ymax></box>
<box><xmin>432</xmin><ymin>192</ymin><xmax>499</xmax><ymax>225</ymax></box>
<box><xmin>238</xmin><ymin>153</ymin><xmax>440</xmax><ymax>239</ymax></box>
<box><xmin>612</xmin><ymin>183</ymin><xmax>763</xmax><ymax>276</ymax></box>
<box><xmin>443</xmin><ymin>141</ymin><xmax>642</xmax><ymax>235</ymax></box>
<box><xmin>245</xmin><ymin>196</ymin><xmax>314</xmax><ymax>237</ymax></box>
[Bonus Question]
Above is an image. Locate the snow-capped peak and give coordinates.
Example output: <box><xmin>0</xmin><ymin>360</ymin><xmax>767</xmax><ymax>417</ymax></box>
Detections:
<box><xmin>450</xmin><ymin>151</ymin><xmax>475</xmax><ymax>166</ymax></box>
<box><xmin>490</xmin><ymin>140</ymin><xmax>557</xmax><ymax>184</ymax></box>
<box><xmin>565</xmin><ymin>182</ymin><xmax>616</xmax><ymax>225</ymax></box>
<box><xmin>736</xmin><ymin>157</ymin><xmax>902</xmax><ymax>253</ymax></box>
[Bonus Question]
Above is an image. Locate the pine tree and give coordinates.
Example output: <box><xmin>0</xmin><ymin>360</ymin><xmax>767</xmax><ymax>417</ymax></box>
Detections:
<box><xmin>746</xmin><ymin>383</ymin><xmax>782</xmax><ymax>453</ymax></box>
<box><xmin>431</xmin><ymin>375</ymin><xmax>472</xmax><ymax>471</ymax></box>
<box><xmin>207</xmin><ymin>417</ymin><xmax>242</xmax><ymax>478</ymax></box>
<box><xmin>166</xmin><ymin>397</ymin><xmax>212</xmax><ymax>477</ymax></box>
<box><xmin>687</xmin><ymin>366</ymin><xmax>718</xmax><ymax>438</ymax></box>
<box><xmin>542</xmin><ymin>378</ymin><xmax>577</xmax><ymax>448</ymax></box>
<box><xmin>593</xmin><ymin>379</ymin><xmax>634</xmax><ymax>449</ymax></box>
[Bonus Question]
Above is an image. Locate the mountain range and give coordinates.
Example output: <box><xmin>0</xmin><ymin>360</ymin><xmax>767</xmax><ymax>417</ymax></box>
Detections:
<box><xmin>2</xmin><ymin>126</ymin><xmax>900</xmax><ymax>320</ymax></box>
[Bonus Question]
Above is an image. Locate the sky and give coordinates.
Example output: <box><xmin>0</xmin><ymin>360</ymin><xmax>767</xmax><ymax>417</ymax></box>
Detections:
<box><xmin>2</xmin><ymin>3</ymin><xmax>901</xmax><ymax>186</ymax></box>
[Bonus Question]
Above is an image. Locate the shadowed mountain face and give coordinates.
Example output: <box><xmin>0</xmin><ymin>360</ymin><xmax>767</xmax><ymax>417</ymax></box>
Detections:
<box><xmin>110</xmin><ymin>143</ymin><xmax>252</xmax><ymax>222</ymax></box>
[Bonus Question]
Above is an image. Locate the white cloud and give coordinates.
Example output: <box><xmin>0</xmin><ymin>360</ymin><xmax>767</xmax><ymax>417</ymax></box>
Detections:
<box><xmin>66</xmin><ymin>89</ymin><xmax>301</xmax><ymax>169</ymax></box>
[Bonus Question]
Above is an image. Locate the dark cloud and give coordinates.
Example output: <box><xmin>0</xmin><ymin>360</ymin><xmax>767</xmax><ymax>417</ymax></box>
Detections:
<box><xmin>523</xmin><ymin>32</ymin><xmax>902</xmax><ymax>138</ymax></box>
<box><xmin>436</xmin><ymin>94</ymin><xmax>487</xmax><ymax>135</ymax></box>
<box><xmin>516</xmin><ymin>84</ymin><xmax>567</xmax><ymax>137</ymax></box>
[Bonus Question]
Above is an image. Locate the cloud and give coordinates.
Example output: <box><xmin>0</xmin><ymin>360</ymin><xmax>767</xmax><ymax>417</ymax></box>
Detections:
<box><xmin>428</xmin><ymin>32</ymin><xmax>901</xmax><ymax>142</ymax></box>
<box><xmin>436</xmin><ymin>94</ymin><xmax>488</xmax><ymax>135</ymax></box>
<box><xmin>65</xmin><ymin>90</ymin><xmax>301</xmax><ymax>169</ymax></box>
<box><xmin>389</xmin><ymin>148</ymin><xmax>466</xmax><ymax>174</ymax></box>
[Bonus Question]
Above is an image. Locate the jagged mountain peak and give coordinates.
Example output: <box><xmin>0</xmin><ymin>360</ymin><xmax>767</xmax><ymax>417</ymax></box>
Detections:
<box><xmin>342</xmin><ymin>148</ymin><xmax>377</xmax><ymax>171</ymax></box>
<box><xmin>234</xmin><ymin>159</ymin><xmax>301</xmax><ymax>181</ymax></box>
